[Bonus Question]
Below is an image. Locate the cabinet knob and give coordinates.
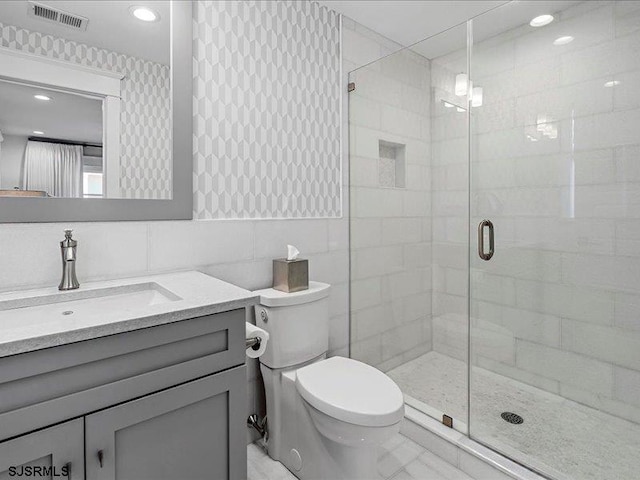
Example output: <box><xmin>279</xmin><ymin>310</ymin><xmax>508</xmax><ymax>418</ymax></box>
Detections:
<box><xmin>97</xmin><ymin>450</ymin><xmax>104</xmax><ymax>468</ymax></box>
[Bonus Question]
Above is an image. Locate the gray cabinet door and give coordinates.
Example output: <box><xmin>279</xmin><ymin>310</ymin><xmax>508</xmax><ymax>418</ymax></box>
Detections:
<box><xmin>0</xmin><ymin>418</ymin><xmax>84</xmax><ymax>480</ymax></box>
<box><xmin>85</xmin><ymin>365</ymin><xmax>247</xmax><ymax>480</ymax></box>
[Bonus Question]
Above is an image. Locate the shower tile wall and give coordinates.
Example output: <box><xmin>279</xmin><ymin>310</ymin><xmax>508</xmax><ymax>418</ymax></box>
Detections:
<box><xmin>426</xmin><ymin>34</ymin><xmax>471</xmax><ymax>424</ymax></box>
<box><xmin>349</xmin><ymin>1</ymin><xmax>640</xmax><ymax>430</ymax></box>
<box><xmin>465</xmin><ymin>1</ymin><xmax>640</xmax><ymax>424</ymax></box>
<box><xmin>429</xmin><ymin>44</ymin><xmax>469</xmax><ymax>369</ymax></box>
<box><xmin>348</xmin><ymin>42</ymin><xmax>433</xmax><ymax>372</ymax></box>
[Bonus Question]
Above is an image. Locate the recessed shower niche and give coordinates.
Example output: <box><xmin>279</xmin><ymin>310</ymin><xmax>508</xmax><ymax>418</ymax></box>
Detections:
<box><xmin>378</xmin><ymin>140</ymin><xmax>405</xmax><ymax>188</ymax></box>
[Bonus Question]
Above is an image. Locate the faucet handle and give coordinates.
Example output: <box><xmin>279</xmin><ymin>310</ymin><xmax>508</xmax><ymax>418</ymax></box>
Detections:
<box><xmin>61</xmin><ymin>229</ymin><xmax>77</xmax><ymax>248</ymax></box>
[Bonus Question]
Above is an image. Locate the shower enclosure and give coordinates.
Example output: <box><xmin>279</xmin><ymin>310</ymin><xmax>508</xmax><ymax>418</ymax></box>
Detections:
<box><xmin>348</xmin><ymin>2</ymin><xmax>640</xmax><ymax>479</ymax></box>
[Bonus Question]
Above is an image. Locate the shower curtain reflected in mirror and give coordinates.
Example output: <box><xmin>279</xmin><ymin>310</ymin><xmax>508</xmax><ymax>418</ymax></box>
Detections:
<box><xmin>0</xmin><ymin>130</ymin><xmax>3</xmax><ymax>186</ymax></box>
<box><xmin>23</xmin><ymin>141</ymin><xmax>83</xmax><ymax>198</ymax></box>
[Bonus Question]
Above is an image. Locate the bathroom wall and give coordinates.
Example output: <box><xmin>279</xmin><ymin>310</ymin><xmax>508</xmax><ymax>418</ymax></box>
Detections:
<box><xmin>193</xmin><ymin>1</ymin><xmax>341</xmax><ymax>220</ymax></box>
<box><xmin>347</xmin><ymin>23</ymin><xmax>433</xmax><ymax>372</ymax></box>
<box><xmin>0</xmin><ymin>22</ymin><xmax>171</xmax><ymax>199</ymax></box>
<box><xmin>0</xmin><ymin>1</ymin><xmax>349</xmax><ymax>444</ymax></box>
<box><xmin>445</xmin><ymin>0</ymin><xmax>640</xmax><ymax>424</ymax></box>
<box><xmin>0</xmin><ymin>134</ymin><xmax>27</xmax><ymax>190</ymax></box>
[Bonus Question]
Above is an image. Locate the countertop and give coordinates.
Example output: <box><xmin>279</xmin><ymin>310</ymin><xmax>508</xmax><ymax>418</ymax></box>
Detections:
<box><xmin>0</xmin><ymin>271</ymin><xmax>258</xmax><ymax>358</ymax></box>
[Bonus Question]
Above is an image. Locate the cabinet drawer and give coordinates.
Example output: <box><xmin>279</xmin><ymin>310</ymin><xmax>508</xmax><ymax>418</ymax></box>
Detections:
<box><xmin>85</xmin><ymin>366</ymin><xmax>247</xmax><ymax>480</ymax></box>
<box><xmin>0</xmin><ymin>309</ymin><xmax>245</xmax><ymax>441</ymax></box>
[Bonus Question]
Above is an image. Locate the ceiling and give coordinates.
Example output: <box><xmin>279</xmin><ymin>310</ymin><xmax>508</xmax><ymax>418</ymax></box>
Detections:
<box><xmin>0</xmin><ymin>80</ymin><xmax>103</xmax><ymax>143</ymax></box>
<box><xmin>319</xmin><ymin>0</ymin><xmax>581</xmax><ymax>59</ymax></box>
<box><xmin>0</xmin><ymin>0</ymin><xmax>169</xmax><ymax>64</ymax></box>
<box><xmin>317</xmin><ymin>0</ymin><xmax>507</xmax><ymax>47</ymax></box>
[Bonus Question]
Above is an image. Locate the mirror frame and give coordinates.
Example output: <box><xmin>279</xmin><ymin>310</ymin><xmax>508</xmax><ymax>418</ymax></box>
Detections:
<box><xmin>0</xmin><ymin>1</ymin><xmax>192</xmax><ymax>222</ymax></box>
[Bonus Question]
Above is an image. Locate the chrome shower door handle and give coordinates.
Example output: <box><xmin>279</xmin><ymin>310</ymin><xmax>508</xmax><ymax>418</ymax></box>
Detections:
<box><xmin>478</xmin><ymin>219</ymin><xmax>494</xmax><ymax>261</ymax></box>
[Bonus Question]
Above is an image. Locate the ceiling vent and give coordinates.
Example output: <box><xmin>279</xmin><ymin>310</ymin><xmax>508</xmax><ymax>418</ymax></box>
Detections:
<box><xmin>27</xmin><ymin>1</ymin><xmax>89</xmax><ymax>31</ymax></box>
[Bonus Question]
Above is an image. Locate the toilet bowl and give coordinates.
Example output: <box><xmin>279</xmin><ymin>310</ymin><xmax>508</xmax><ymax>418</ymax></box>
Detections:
<box><xmin>254</xmin><ymin>282</ymin><xmax>404</xmax><ymax>480</ymax></box>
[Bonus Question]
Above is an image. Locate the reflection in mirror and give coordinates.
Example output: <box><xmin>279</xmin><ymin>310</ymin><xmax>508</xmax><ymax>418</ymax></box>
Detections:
<box><xmin>0</xmin><ymin>80</ymin><xmax>103</xmax><ymax>198</ymax></box>
<box><xmin>0</xmin><ymin>0</ymin><xmax>172</xmax><ymax>200</ymax></box>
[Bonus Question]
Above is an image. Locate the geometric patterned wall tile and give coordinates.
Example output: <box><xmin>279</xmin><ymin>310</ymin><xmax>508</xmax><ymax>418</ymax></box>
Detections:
<box><xmin>0</xmin><ymin>22</ymin><xmax>172</xmax><ymax>200</ymax></box>
<box><xmin>193</xmin><ymin>1</ymin><xmax>342</xmax><ymax>218</ymax></box>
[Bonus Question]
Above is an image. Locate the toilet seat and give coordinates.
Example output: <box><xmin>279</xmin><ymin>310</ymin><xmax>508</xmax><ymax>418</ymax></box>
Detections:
<box><xmin>295</xmin><ymin>356</ymin><xmax>404</xmax><ymax>427</ymax></box>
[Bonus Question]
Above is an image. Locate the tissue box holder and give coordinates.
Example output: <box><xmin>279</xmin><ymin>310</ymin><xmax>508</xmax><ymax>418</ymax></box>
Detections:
<box><xmin>273</xmin><ymin>258</ymin><xmax>308</xmax><ymax>293</ymax></box>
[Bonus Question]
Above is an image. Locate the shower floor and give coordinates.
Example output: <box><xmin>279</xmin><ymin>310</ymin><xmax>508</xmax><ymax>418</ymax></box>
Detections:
<box><xmin>387</xmin><ymin>351</ymin><xmax>640</xmax><ymax>480</ymax></box>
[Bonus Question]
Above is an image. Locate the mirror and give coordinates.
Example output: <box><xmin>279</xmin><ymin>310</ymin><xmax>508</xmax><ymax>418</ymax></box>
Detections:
<box><xmin>0</xmin><ymin>0</ymin><xmax>171</xmax><ymax>200</ymax></box>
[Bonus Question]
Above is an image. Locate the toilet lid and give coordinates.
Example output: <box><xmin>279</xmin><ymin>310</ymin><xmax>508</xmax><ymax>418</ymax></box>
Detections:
<box><xmin>295</xmin><ymin>357</ymin><xmax>404</xmax><ymax>427</ymax></box>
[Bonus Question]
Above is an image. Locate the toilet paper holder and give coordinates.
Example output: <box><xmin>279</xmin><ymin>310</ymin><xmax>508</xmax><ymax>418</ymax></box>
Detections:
<box><xmin>246</xmin><ymin>337</ymin><xmax>262</xmax><ymax>350</ymax></box>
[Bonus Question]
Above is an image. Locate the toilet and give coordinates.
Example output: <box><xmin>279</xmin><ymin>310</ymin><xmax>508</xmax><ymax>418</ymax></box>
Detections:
<box><xmin>254</xmin><ymin>281</ymin><xmax>404</xmax><ymax>480</ymax></box>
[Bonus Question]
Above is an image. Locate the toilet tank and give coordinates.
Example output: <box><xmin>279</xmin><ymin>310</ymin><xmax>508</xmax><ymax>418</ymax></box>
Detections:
<box><xmin>254</xmin><ymin>282</ymin><xmax>330</xmax><ymax>369</ymax></box>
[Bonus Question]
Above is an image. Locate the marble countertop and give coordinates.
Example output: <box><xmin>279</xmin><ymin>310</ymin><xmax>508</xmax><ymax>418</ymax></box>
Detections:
<box><xmin>0</xmin><ymin>271</ymin><xmax>258</xmax><ymax>358</ymax></box>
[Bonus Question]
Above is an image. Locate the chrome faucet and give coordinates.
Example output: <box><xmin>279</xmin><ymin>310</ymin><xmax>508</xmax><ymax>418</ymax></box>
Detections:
<box><xmin>59</xmin><ymin>229</ymin><xmax>80</xmax><ymax>291</ymax></box>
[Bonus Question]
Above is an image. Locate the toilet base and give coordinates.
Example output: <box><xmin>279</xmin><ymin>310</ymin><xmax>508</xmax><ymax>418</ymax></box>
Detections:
<box><xmin>260</xmin><ymin>362</ymin><xmax>398</xmax><ymax>480</ymax></box>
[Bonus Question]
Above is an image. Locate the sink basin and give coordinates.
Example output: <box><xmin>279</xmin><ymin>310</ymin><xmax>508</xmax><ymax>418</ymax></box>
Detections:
<box><xmin>0</xmin><ymin>282</ymin><xmax>181</xmax><ymax>323</ymax></box>
<box><xmin>0</xmin><ymin>271</ymin><xmax>257</xmax><ymax>359</ymax></box>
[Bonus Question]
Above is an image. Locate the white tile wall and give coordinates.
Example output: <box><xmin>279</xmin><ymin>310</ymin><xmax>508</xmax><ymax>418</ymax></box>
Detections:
<box><xmin>427</xmin><ymin>25</ymin><xmax>471</xmax><ymax>379</ymax></box>
<box><xmin>516</xmin><ymin>340</ymin><xmax>614</xmax><ymax>396</ymax></box>
<box><xmin>346</xmin><ymin>22</ymin><xmax>433</xmax><ymax>372</ymax></box>
<box><xmin>463</xmin><ymin>0</ymin><xmax>640</xmax><ymax>423</ymax></box>
<box><xmin>348</xmin><ymin>0</ymin><xmax>640</xmax><ymax>434</ymax></box>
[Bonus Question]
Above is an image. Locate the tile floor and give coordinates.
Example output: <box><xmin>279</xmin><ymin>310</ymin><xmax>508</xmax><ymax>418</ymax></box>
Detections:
<box><xmin>247</xmin><ymin>351</ymin><xmax>640</xmax><ymax>480</ymax></box>
<box><xmin>248</xmin><ymin>433</ymin><xmax>474</xmax><ymax>480</ymax></box>
<box><xmin>378</xmin><ymin>434</ymin><xmax>475</xmax><ymax>480</ymax></box>
<box><xmin>388</xmin><ymin>351</ymin><xmax>640</xmax><ymax>480</ymax></box>
<box><xmin>248</xmin><ymin>441</ymin><xmax>297</xmax><ymax>480</ymax></box>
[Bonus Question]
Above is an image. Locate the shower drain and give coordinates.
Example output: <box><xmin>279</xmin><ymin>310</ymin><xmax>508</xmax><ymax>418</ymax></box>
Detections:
<box><xmin>501</xmin><ymin>412</ymin><xmax>524</xmax><ymax>425</ymax></box>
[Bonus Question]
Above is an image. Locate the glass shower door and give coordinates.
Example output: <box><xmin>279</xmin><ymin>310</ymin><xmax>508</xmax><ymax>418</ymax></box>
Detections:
<box><xmin>469</xmin><ymin>2</ymin><xmax>640</xmax><ymax>479</ymax></box>
<box><xmin>348</xmin><ymin>22</ymin><xmax>470</xmax><ymax>432</ymax></box>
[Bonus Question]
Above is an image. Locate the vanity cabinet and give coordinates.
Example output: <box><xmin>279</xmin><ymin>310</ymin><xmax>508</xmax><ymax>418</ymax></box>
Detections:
<box><xmin>85</xmin><ymin>368</ymin><xmax>245</xmax><ymax>480</ymax></box>
<box><xmin>0</xmin><ymin>419</ymin><xmax>84</xmax><ymax>479</ymax></box>
<box><xmin>0</xmin><ymin>308</ymin><xmax>249</xmax><ymax>480</ymax></box>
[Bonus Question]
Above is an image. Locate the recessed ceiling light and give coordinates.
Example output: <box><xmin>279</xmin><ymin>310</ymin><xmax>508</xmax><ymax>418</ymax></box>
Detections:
<box><xmin>130</xmin><ymin>6</ymin><xmax>159</xmax><ymax>22</ymax></box>
<box><xmin>530</xmin><ymin>14</ymin><xmax>554</xmax><ymax>27</ymax></box>
<box><xmin>34</xmin><ymin>94</ymin><xmax>51</xmax><ymax>101</ymax></box>
<box><xmin>33</xmin><ymin>130</ymin><xmax>44</xmax><ymax>135</ymax></box>
<box><xmin>604</xmin><ymin>80</ymin><xmax>621</xmax><ymax>87</ymax></box>
<box><xmin>553</xmin><ymin>35</ymin><xmax>574</xmax><ymax>46</ymax></box>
